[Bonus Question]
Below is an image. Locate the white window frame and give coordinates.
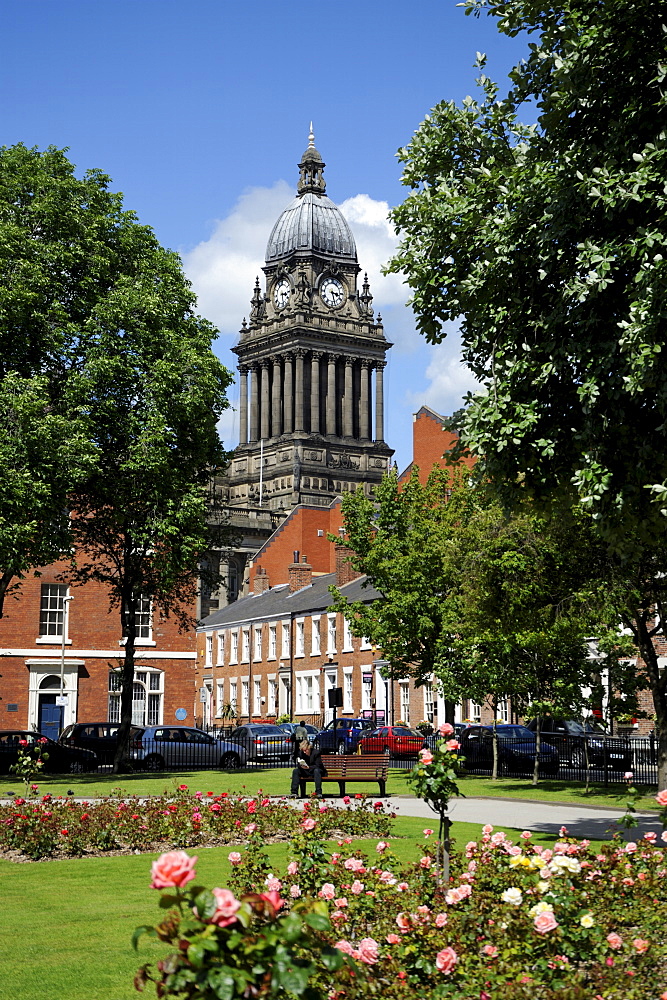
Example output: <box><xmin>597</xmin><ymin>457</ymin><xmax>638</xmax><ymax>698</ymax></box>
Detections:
<box><xmin>253</xmin><ymin>677</ymin><xmax>261</xmax><ymax>715</ymax></box>
<box><xmin>342</xmin><ymin>617</ymin><xmax>354</xmax><ymax>652</ymax></box>
<box><xmin>230</xmin><ymin>629</ymin><xmax>239</xmax><ymax>664</ymax></box>
<box><xmin>424</xmin><ymin>682</ymin><xmax>434</xmax><ymax>724</ymax></box>
<box><xmin>268</xmin><ymin>677</ymin><xmax>277</xmax><ymax>715</ymax></box>
<box><xmin>399</xmin><ymin>681</ymin><xmax>410</xmax><ymax>725</ymax></box>
<box><xmin>295</xmin><ymin>619</ymin><xmax>305</xmax><ymax>658</ymax></box>
<box><xmin>37</xmin><ymin>584</ymin><xmax>72</xmax><ymax>644</ymax></box>
<box><xmin>327</xmin><ymin>614</ymin><xmax>337</xmax><ymax>655</ymax></box>
<box><xmin>216</xmin><ymin>679</ymin><xmax>225</xmax><ymax>716</ymax></box>
<box><xmin>268</xmin><ymin>624</ymin><xmax>277</xmax><ymax>660</ymax></box>
<box><xmin>205</xmin><ymin>634</ymin><xmax>213</xmax><ymax>667</ymax></box>
<box><xmin>241</xmin><ymin>628</ymin><xmax>250</xmax><ymax>663</ymax></box>
<box><xmin>361</xmin><ymin>665</ymin><xmax>373</xmax><ymax>712</ymax></box>
<box><xmin>281</xmin><ymin>620</ymin><xmax>290</xmax><ymax>660</ymax></box>
<box><xmin>296</xmin><ymin>670</ymin><xmax>320</xmax><ymax>714</ymax></box>
<box><xmin>229</xmin><ymin>679</ymin><xmax>238</xmax><ymax>716</ymax></box>
<box><xmin>241</xmin><ymin>679</ymin><xmax>249</xmax><ymax>717</ymax></box>
<box><xmin>311</xmin><ymin>617</ymin><xmax>321</xmax><ymax>656</ymax></box>
<box><xmin>254</xmin><ymin>625</ymin><xmax>262</xmax><ymax>662</ymax></box>
<box><xmin>343</xmin><ymin>667</ymin><xmax>353</xmax><ymax>713</ymax></box>
<box><xmin>216</xmin><ymin>631</ymin><xmax>224</xmax><ymax>666</ymax></box>
<box><xmin>360</xmin><ymin>635</ymin><xmax>372</xmax><ymax>651</ymax></box>
<box><xmin>108</xmin><ymin>668</ymin><xmax>163</xmax><ymax>726</ymax></box>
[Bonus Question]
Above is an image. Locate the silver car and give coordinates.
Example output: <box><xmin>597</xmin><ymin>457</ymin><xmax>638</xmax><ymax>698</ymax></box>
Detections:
<box><xmin>130</xmin><ymin>726</ymin><xmax>249</xmax><ymax>771</ymax></box>
<box><xmin>228</xmin><ymin>724</ymin><xmax>293</xmax><ymax>763</ymax></box>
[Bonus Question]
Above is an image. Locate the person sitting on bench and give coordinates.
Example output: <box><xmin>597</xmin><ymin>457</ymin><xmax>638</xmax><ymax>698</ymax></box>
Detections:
<box><xmin>290</xmin><ymin>739</ymin><xmax>327</xmax><ymax>797</ymax></box>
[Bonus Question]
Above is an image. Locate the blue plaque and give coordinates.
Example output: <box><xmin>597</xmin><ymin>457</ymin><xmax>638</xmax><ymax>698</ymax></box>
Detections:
<box><xmin>175</xmin><ymin>707</ymin><xmax>187</xmax><ymax>721</ymax></box>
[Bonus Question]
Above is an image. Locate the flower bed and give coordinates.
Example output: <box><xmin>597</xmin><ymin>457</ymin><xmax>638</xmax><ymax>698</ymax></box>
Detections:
<box><xmin>0</xmin><ymin>785</ymin><xmax>391</xmax><ymax>861</ymax></box>
<box><xmin>137</xmin><ymin>817</ymin><xmax>667</xmax><ymax>999</ymax></box>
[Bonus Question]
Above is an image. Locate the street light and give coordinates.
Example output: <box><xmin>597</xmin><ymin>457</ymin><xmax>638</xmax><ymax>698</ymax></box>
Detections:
<box><xmin>58</xmin><ymin>595</ymin><xmax>73</xmax><ymax>732</ymax></box>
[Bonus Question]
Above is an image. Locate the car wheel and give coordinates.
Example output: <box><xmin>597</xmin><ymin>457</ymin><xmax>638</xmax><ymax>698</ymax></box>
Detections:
<box><xmin>337</xmin><ymin>740</ymin><xmax>347</xmax><ymax>755</ymax></box>
<box><xmin>144</xmin><ymin>754</ymin><xmax>165</xmax><ymax>772</ymax></box>
<box><xmin>570</xmin><ymin>747</ymin><xmax>586</xmax><ymax>768</ymax></box>
<box><xmin>221</xmin><ymin>752</ymin><xmax>241</xmax><ymax>770</ymax></box>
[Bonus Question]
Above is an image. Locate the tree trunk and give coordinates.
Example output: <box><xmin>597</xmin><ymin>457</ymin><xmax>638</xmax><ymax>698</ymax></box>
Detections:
<box><xmin>491</xmin><ymin>699</ymin><xmax>499</xmax><ymax>780</ymax></box>
<box><xmin>533</xmin><ymin>714</ymin><xmax>541</xmax><ymax>786</ymax></box>
<box><xmin>0</xmin><ymin>568</ymin><xmax>15</xmax><ymax>619</ymax></box>
<box><xmin>633</xmin><ymin>612</ymin><xmax>667</xmax><ymax>790</ymax></box>
<box><xmin>113</xmin><ymin>589</ymin><xmax>138</xmax><ymax>774</ymax></box>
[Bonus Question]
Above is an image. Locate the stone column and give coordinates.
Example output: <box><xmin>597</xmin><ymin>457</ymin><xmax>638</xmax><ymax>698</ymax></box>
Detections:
<box><xmin>260</xmin><ymin>360</ymin><xmax>270</xmax><ymax>441</ymax></box>
<box><xmin>326</xmin><ymin>354</ymin><xmax>337</xmax><ymax>436</ymax></box>
<box><xmin>374</xmin><ymin>361</ymin><xmax>386</xmax><ymax>442</ymax></box>
<box><xmin>238</xmin><ymin>366</ymin><xmax>248</xmax><ymax>445</ymax></box>
<box><xmin>359</xmin><ymin>360</ymin><xmax>370</xmax><ymax>440</ymax></box>
<box><xmin>249</xmin><ymin>365</ymin><xmax>259</xmax><ymax>442</ymax></box>
<box><xmin>294</xmin><ymin>349</ymin><xmax>305</xmax><ymax>432</ymax></box>
<box><xmin>283</xmin><ymin>353</ymin><xmax>294</xmax><ymax>434</ymax></box>
<box><xmin>310</xmin><ymin>352</ymin><xmax>321</xmax><ymax>434</ymax></box>
<box><xmin>343</xmin><ymin>358</ymin><xmax>354</xmax><ymax>438</ymax></box>
<box><xmin>272</xmin><ymin>357</ymin><xmax>282</xmax><ymax>437</ymax></box>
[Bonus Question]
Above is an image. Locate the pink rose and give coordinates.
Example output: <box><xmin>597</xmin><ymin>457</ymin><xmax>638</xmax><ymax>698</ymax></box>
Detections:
<box><xmin>334</xmin><ymin>897</ymin><xmax>348</xmax><ymax>908</ymax></box>
<box><xmin>228</xmin><ymin>851</ymin><xmax>242</xmax><ymax>865</ymax></box>
<box><xmin>386</xmin><ymin>933</ymin><xmax>400</xmax><ymax>944</ymax></box>
<box><xmin>439</xmin><ymin>722</ymin><xmax>454</xmax><ymax>737</ymax></box>
<box><xmin>290</xmin><ymin>884</ymin><xmax>302</xmax><ymax>898</ymax></box>
<box><xmin>435</xmin><ymin>947</ymin><xmax>458</xmax><ymax>974</ymax></box>
<box><xmin>207</xmin><ymin>888</ymin><xmax>241</xmax><ymax>927</ymax></box>
<box><xmin>343</xmin><ymin>795</ymin><xmax>351</xmax><ymax>804</ymax></box>
<box><xmin>482</xmin><ymin>824</ymin><xmax>493</xmax><ymax>835</ymax></box>
<box><xmin>624</xmin><ymin>771</ymin><xmax>633</xmax><ymax>780</ymax></box>
<box><xmin>259</xmin><ymin>890</ymin><xmax>284</xmax><ymax>912</ymax></box>
<box><xmin>655</xmin><ymin>789</ymin><xmax>667</xmax><ymax>807</ymax></box>
<box><xmin>520</xmin><ymin>831</ymin><xmax>532</xmax><ymax>840</ymax></box>
<box><xmin>265</xmin><ymin>875</ymin><xmax>282</xmax><ymax>891</ymax></box>
<box><xmin>351</xmin><ymin>880</ymin><xmax>365</xmax><ymax>894</ymax></box>
<box><xmin>534</xmin><ymin>911</ymin><xmax>558</xmax><ymax>934</ymax></box>
<box><xmin>632</xmin><ymin>938</ymin><xmax>649</xmax><ymax>953</ymax></box>
<box><xmin>319</xmin><ymin>883</ymin><xmax>336</xmax><ymax>900</ymax></box>
<box><xmin>423</xmin><ymin>828</ymin><xmax>434</xmax><ymax>837</ymax></box>
<box><xmin>420</xmin><ymin>856</ymin><xmax>432</xmax><ymax>868</ymax></box>
<box><xmin>357</xmin><ymin>938</ymin><xmax>379</xmax><ymax>965</ymax></box>
<box><xmin>245</xmin><ymin>823</ymin><xmax>257</xmax><ymax>834</ymax></box>
<box><xmin>150</xmin><ymin>850</ymin><xmax>197</xmax><ymax>889</ymax></box>
<box><xmin>247</xmin><ymin>801</ymin><xmax>256</xmax><ymax>814</ymax></box>
<box><xmin>435</xmin><ymin>912</ymin><xmax>448</xmax><ymax>928</ymax></box>
<box><xmin>335</xmin><ymin>939</ymin><xmax>355</xmax><ymax>956</ymax></box>
<box><xmin>482</xmin><ymin>944</ymin><xmax>498</xmax><ymax>958</ymax></box>
<box><xmin>396</xmin><ymin>912</ymin><xmax>411</xmax><ymax>932</ymax></box>
<box><xmin>287</xmin><ymin>861</ymin><xmax>299</xmax><ymax>875</ymax></box>
<box><xmin>376</xmin><ymin>841</ymin><xmax>388</xmax><ymax>852</ymax></box>
<box><xmin>606</xmin><ymin>932</ymin><xmax>623</xmax><ymax>950</ymax></box>
<box><xmin>644</xmin><ymin>831</ymin><xmax>657</xmax><ymax>843</ymax></box>
<box><xmin>302</xmin><ymin>817</ymin><xmax>317</xmax><ymax>831</ymax></box>
<box><xmin>445</xmin><ymin>739</ymin><xmax>460</xmax><ymax>751</ymax></box>
<box><xmin>419</xmin><ymin>749</ymin><xmax>433</xmax><ymax>765</ymax></box>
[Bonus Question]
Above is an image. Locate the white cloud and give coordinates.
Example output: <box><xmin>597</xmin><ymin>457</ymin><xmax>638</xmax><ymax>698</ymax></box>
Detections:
<box><xmin>405</xmin><ymin>328</ymin><xmax>481</xmax><ymax>416</ymax></box>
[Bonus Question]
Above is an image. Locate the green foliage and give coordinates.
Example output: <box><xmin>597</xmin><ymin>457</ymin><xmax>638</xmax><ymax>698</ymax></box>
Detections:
<box><xmin>389</xmin><ymin>1</ymin><xmax>667</xmax><ymax>548</ymax></box>
<box><xmin>9</xmin><ymin>738</ymin><xmax>49</xmax><ymax>795</ymax></box>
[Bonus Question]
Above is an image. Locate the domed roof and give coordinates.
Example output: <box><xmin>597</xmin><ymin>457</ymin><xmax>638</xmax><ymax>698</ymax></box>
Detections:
<box><xmin>266</xmin><ymin>191</ymin><xmax>357</xmax><ymax>263</ymax></box>
<box><xmin>265</xmin><ymin>128</ymin><xmax>357</xmax><ymax>264</ymax></box>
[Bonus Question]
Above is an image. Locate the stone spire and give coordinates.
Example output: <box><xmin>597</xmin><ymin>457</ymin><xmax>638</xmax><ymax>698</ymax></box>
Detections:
<box><xmin>297</xmin><ymin>123</ymin><xmax>326</xmax><ymax>196</ymax></box>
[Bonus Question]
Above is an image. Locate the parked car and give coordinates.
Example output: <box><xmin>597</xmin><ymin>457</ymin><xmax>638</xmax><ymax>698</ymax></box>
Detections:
<box><xmin>313</xmin><ymin>718</ymin><xmax>374</xmax><ymax>755</ymax></box>
<box><xmin>227</xmin><ymin>724</ymin><xmax>293</xmax><ymax>763</ymax></box>
<box><xmin>524</xmin><ymin>717</ymin><xmax>633</xmax><ymax>770</ymax></box>
<box><xmin>423</xmin><ymin>723</ymin><xmax>468</xmax><ymax>751</ymax></box>
<box><xmin>358</xmin><ymin>725</ymin><xmax>425</xmax><ymax>759</ymax></box>
<box><xmin>460</xmin><ymin>724</ymin><xmax>559</xmax><ymax>776</ymax></box>
<box><xmin>129</xmin><ymin>726</ymin><xmax>250</xmax><ymax>771</ymax></box>
<box><xmin>0</xmin><ymin>730</ymin><xmax>98</xmax><ymax>774</ymax></box>
<box><xmin>277</xmin><ymin>722</ymin><xmax>321</xmax><ymax>740</ymax></box>
<box><xmin>59</xmin><ymin>721</ymin><xmax>141</xmax><ymax>765</ymax></box>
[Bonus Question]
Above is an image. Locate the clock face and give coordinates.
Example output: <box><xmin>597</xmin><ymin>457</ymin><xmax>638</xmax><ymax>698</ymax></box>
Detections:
<box><xmin>273</xmin><ymin>278</ymin><xmax>291</xmax><ymax>310</ymax></box>
<box><xmin>320</xmin><ymin>277</ymin><xmax>345</xmax><ymax>308</ymax></box>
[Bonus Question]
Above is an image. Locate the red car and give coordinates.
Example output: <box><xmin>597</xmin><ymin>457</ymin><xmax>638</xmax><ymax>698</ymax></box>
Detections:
<box><xmin>358</xmin><ymin>725</ymin><xmax>426</xmax><ymax>759</ymax></box>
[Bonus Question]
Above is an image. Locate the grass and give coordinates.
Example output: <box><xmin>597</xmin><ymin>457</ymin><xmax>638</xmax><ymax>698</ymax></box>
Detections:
<box><xmin>2</xmin><ymin>767</ymin><xmax>660</xmax><ymax>812</ymax></box>
<box><xmin>0</xmin><ymin>816</ymin><xmax>585</xmax><ymax>1000</ymax></box>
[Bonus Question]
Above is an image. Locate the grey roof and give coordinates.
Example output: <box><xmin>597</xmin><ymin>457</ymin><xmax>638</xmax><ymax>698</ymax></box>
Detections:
<box><xmin>198</xmin><ymin>572</ymin><xmax>380</xmax><ymax>631</ymax></box>
<box><xmin>265</xmin><ymin>192</ymin><xmax>357</xmax><ymax>263</ymax></box>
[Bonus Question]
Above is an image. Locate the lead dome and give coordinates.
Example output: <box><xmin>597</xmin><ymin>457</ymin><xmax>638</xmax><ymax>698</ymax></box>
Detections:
<box><xmin>265</xmin><ymin>133</ymin><xmax>357</xmax><ymax>263</ymax></box>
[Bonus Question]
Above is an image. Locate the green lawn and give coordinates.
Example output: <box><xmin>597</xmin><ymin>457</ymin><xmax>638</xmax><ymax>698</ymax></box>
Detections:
<box><xmin>0</xmin><ymin>816</ymin><xmax>581</xmax><ymax>1000</ymax></box>
<box><xmin>2</xmin><ymin>767</ymin><xmax>659</xmax><ymax>812</ymax></box>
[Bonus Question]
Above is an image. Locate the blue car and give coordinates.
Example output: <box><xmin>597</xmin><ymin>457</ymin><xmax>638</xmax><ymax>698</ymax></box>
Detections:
<box><xmin>313</xmin><ymin>718</ymin><xmax>374</xmax><ymax>755</ymax></box>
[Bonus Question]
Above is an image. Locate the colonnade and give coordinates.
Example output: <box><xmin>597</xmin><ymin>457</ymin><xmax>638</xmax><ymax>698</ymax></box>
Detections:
<box><xmin>238</xmin><ymin>352</ymin><xmax>386</xmax><ymax>443</ymax></box>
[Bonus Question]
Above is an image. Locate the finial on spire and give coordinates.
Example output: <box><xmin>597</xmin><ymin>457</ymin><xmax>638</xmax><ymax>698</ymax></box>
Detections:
<box><xmin>308</xmin><ymin>122</ymin><xmax>315</xmax><ymax>148</ymax></box>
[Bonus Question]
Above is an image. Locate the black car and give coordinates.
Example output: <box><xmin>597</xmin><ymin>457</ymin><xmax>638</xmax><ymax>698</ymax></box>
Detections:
<box><xmin>460</xmin><ymin>724</ymin><xmax>559</xmax><ymax>776</ymax></box>
<box><xmin>59</xmin><ymin>721</ymin><xmax>141</xmax><ymax>765</ymax></box>
<box><xmin>0</xmin><ymin>730</ymin><xmax>98</xmax><ymax>774</ymax></box>
<box><xmin>524</xmin><ymin>718</ymin><xmax>633</xmax><ymax>770</ymax></box>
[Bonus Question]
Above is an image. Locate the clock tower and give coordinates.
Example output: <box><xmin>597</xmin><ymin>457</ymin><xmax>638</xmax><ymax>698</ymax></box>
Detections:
<box><xmin>227</xmin><ymin>128</ymin><xmax>393</xmax><ymax>512</ymax></box>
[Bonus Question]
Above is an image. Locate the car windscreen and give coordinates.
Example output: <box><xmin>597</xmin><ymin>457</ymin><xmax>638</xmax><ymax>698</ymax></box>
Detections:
<box><xmin>393</xmin><ymin>727</ymin><xmax>422</xmax><ymax>737</ymax></box>
<box><xmin>250</xmin><ymin>726</ymin><xmax>284</xmax><ymax>736</ymax></box>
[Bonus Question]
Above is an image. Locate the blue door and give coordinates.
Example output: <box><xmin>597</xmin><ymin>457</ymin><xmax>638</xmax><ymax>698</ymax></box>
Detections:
<box><xmin>39</xmin><ymin>699</ymin><xmax>63</xmax><ymax>741</ymax></box>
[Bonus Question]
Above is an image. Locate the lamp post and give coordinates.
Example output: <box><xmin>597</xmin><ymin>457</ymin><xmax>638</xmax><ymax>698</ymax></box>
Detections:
<box><xmin>58</xmin><ymin>595</ymin><xmax>73</xmax><ymax>734</ymax></box>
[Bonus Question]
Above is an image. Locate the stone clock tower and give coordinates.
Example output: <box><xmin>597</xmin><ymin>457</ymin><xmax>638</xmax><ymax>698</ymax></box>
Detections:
<box><xmin>227</xmin><ymin>129</ymin><xmax>393</xmax><ymax>512</ymax></box>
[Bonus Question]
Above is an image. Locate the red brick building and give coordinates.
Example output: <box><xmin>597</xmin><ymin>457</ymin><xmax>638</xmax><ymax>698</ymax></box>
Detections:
<box><xmin>0</xmin><ymin>561</ymin><xmax>197</xmax><ymax>740</ymax></box>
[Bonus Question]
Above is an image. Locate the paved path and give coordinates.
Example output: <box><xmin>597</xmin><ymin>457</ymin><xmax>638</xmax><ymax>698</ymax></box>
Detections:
<box><xmin>307</xmin><ymin>794</ymin><xmax>663</xmax><ymax>842</ymax></box>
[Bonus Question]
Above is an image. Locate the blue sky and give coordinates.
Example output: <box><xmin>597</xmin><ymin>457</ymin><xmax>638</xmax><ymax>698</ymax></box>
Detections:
<box><xmin>2</xmin><ymin>1</ymin><xmax>526</xmax><ymax>471</ymax></box>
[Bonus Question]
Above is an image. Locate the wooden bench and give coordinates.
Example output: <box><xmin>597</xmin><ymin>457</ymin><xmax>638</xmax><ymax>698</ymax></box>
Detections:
<box><xmin>297</xmin><ymin>754</ymin><xmax>389</xmax><ymax>797</ymax></box>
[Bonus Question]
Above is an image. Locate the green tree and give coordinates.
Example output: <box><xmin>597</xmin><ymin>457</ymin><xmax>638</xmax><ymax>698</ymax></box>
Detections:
<box><xmin>0</xmin><ymin>144</ymin><xmax>233</xmax><ymax>767</ymax></box>
<box><xmin>330</xmin><ymin>470</ymin><xmax>612</xmax><ymax>779</ymax></box>
<box><xmin>388</xmin><ymin>1</ymin><xmax>667</xmax><ymax>783</ymax></box>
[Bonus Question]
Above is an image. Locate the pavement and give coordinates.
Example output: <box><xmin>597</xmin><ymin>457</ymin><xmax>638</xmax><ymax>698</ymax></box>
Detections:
<box><xmin>299</xmin><ymin>793</ymin><xmax>664</xmax><ymax>842</ymax></box>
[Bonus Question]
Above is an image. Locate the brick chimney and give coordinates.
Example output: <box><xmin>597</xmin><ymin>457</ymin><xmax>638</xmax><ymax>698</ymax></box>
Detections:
<box><xmin>335</xmin><ymin>544</ymin><xmax>362</xmax><ymax>587</ymax></box>
<box><xmin>288</xmin><ymin>552</ymin><xmax>312</xmax><ymax>593</ymax></box>
<box><xmin>253</xmin><ymin>566</ymin><xmax>271</xmax><ymax>595</ymax></box>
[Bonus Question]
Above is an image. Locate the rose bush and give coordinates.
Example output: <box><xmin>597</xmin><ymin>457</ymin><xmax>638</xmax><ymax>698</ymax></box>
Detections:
<box><xmin>137</xmin><ymin>814</ymin><xmax>667</xmax><ymax>999</ymax></box>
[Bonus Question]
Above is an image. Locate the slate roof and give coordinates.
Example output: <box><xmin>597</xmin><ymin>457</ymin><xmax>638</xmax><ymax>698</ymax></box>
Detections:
<box><xmin>197</xmin><ymin>573</ymin><xmax>381</xmax><ymax>631</ymax></box>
